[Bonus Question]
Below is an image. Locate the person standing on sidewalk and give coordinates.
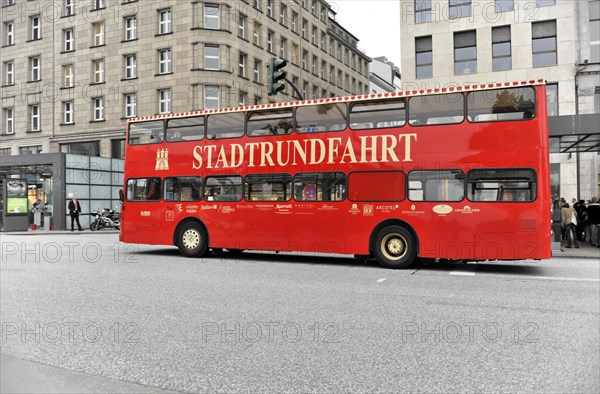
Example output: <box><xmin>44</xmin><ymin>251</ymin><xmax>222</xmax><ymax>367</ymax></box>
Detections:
<box><xmin>560</xmin><ymin>200</ymin><xmax>580</xmax><ymax>248</ymax></box>
<box><xmin>68</xmin><ymin>194</ymin><xmax>83</xmax><ymax>232</ymax></box>
<box><xmin>587</xmin><ymin>197</ymin><xmax>600</xmax><ymax>247</ymax></box>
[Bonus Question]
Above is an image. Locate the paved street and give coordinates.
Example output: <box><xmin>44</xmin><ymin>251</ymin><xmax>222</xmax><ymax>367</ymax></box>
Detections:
<box><xmin>1</xmin><ymin>232</ymin><xmax>599</xmax><ymax>393</ymax></box>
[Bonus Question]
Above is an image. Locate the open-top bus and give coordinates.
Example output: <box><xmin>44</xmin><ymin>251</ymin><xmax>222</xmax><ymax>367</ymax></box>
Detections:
<box><xmin>120</xmin><ymin>79</ymin><xmax>551</xmax><ymax>268</ymax></box>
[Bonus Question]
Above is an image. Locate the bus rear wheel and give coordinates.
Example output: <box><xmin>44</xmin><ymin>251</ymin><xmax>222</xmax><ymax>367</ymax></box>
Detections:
<box><xmin>373</xmin><ymin>226</ymin><xmax>417</xmax><ymax>269</ymax></box>
<box><xmin>177</xmin><ymin>222</ymin><xmax>208</xmax><ymax>258</ymax></box>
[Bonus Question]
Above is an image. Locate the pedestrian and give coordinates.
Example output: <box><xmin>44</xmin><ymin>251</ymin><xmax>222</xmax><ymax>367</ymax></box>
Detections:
<box><xmin>575</xmin><ymin>199</ymin><xmax>587</xmax><ymax>242</ymax></box>
<box><xmin>559</xmin><ymin>197</ymin><xmax>566</xmax><ymax>241</ymax></box>
<box><xmin>587</xmin><ymin>197</ymin><xmax>600</xmax><ymax>246</ymax></box>
<box><xmin>68</xmin><ymin>194</ymin><xmax>83</xmax><ymax>232</ymax></box>
<box><xmin>560</xmin><ymin>200</ymin><xmax>579</xmax><ymax>248</ymax></box>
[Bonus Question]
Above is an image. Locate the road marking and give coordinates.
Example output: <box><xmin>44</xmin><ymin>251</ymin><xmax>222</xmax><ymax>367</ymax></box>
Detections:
<box><xmin>448</xmin><ymin>271</ymin><xmax>476</xmax><ymax>276</ymax></box>
<box><xmin>509</xmin><ymin>276</ymin><xmax>600</xmax><ymax>283</ymax></box>
<box><xmin>376</xmin><ymin>278</ymin><xmax>386</xmax><ymax>283</ymax></box>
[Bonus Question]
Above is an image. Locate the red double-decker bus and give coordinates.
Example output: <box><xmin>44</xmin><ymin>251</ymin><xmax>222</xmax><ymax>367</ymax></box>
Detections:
<box><xmin>120</xmin><ymin>80</ymin><xmax>551</xmax><ymax>268</ymax></box>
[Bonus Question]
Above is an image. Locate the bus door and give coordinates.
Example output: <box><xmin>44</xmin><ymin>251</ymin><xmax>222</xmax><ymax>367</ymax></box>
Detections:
<box><xmin>123</xmin><ymin>177</ymin><xmax>163</xmax><ymax>245</ymax></box>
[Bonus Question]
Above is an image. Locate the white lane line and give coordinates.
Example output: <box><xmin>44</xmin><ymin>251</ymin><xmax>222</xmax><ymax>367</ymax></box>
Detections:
<box><xmin>508</xmin><ymin>276</ymin><xmax>600</xmax><ymax>283</ymax></box>
<box><xmin>448</xmin><ymin>271</ymin><xmax>476</xmax><ymax>276</ymax></box>
<box><xmin>376</xmin><ymin>278</ymin><xmax>387</xmax><ymax>283</ymax></box>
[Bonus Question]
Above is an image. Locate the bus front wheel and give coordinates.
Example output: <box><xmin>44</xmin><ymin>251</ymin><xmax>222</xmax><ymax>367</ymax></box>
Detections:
<box><xmin>177</xmin><ymin>222</ymin><xmax>208</xmax><ymax>258</ymax></box>
<box><xmin>373</xmin><ymin>226</ymin><xmax>417</xmax><ymax>269</ymax></box>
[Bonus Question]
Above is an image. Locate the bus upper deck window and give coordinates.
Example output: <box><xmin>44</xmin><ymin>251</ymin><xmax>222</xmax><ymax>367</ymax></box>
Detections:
<box><xmin>467</xmin><ymin>87</ymin><xmax>536</xmax><ymax>122</ymax></box>
<box><xmin>129</xmin><ymin>120</ymin><xmax>164</xmax><ymax>145</ymax></box>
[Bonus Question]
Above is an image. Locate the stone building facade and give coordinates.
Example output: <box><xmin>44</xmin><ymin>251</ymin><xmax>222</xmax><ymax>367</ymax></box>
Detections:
<box><xmin>1</xmin><ymin>0</ymin><xmax>371</xmax><ymax>159</ymax></box>
<box><xmin>400</xmin><ymin>0</ymin><xmax>600</xmax><ymax>200</ymax></box>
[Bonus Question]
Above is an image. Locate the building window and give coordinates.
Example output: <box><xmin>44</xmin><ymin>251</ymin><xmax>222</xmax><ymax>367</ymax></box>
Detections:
<box><xmin>93</xmin><ymin>22</ymin><xmax>104</xmax><ymax>46</ymax></box>
<box><xmin>292</xmin><ymin>43</ymin><xmax>299</xmax><ymax>64</ymax></box>
<box><xmin>63</xmin><ymin>64</ymin><xmax>74</xmax><ymax>87</ymax></box>
<box><xmin>204</xmin><ymin>85</ymin><xmax>219</xmax><ymax>109</ymax></box>
<box><xmin>20</xmin><ymin>145</ymin><xmax>43</xmax><ymax>155</ymax></box>
<box><xmin>124</xmin><ymin>54</ymin><xmax>136</xmax><ymax>79</ymax></box>
<box><xmin>536</xmin><ymin>0</ymin><xmax>555</xmax><ymax>6</ymax></box>
<box><xmin>30</xmin><ymin>56</ymin><xmax>41</xmax><ymax>81</ymax></box>
<box><xmin>204</xmin><ymin>4</ymin><xmax>219</xmax><ymax>29</ymax></box>
<box><xmin>158</xmin><ymin>49</ymin><xmax>172</xmax><ymax>74</ymax></box>
<box><xmin>546</xmin><ymin>83</ymin><xmax>558</xmax><ymax>116</ymax></box>
<box><xmin>321</xmin><ymin>60</ymin><xmax>326</xmax><ymax>79</ymax></box>
<box><xmin>302</xmin><ymin>50</ymin><xmax>308</xmax><ymax>70</ymax></box>
<box><xmin>591</xmin><ymin>1</ymin><xmax>600</xmax><ymax>63</ymax></box>
<box><xmin>267</xmin><ymin>30</ymin><xmax>274</xmax><ymax>53</ymax></box>
<box><xmin>3</xmin><ymin>61</ymin><xmax>14</xmax><ymax>85</ymax></box>
<box><xmin>280</xmin><ymin>3</ymin><xmax>287</xmax><ymax>26</ymax></box>
<box><xmin>416</xmin><ymin>36</ymin><xmax>433</xmax><ymax>78</ymax></box>
<box><xmin>124</xmin><ymin>93</ymin><xmax>137</xmax><ymax>118</ymax></box>
<box><xmin>124</xmin><ymin>15</ymin><xmax>137</xmax><ymax>41</ymax></box>
<box><xmin>64</xmin><ymin>0</ymin><xmax>74</xmax><ymax>16</ymax></box>
<box><xmin>238</xmin><ymin>52</ymin><xmax>247</xmax><ymax>78</ymax></box>
<box><xmin>492</xmin><ymin>26</ymin><xmax>512</xmax><ymax>71</ymax></box>
<box><xmin>253</xmin><ymin>59</ymin><xmax>261</xmax><ymax>83</ymax></box>
<box><xmin>93</xmin><ymin>0</ymin><xmax>105</xmax><ymax>10</ymax></box>
<box><xmin>158</xmin><ymin>8</ymin><xmax>172</xmax><ymax>34</ymax></box>
<box><xmin>30</xmin><ymin>15</ymin><xmax>41</xmax><ymax>40</ymax></box>
<box><xmin>204</xmin><ymin>45</ymin><xmax>220</xmax><ymax>70</ymax></box>
<box><xmin>321</xmin><ymin>31</ymin><xmax>326</xmax><ymax>51</ymax></box>
<box><xmin>495</xmin><ymin>0</ymin><xmax>514</xmax><ymax>12</ymax></box>
<box><xmin>532</xmin><ymin>20</ymin><xmax>557</xmax><ymax>67</ymax></box>
<box><xmin>93</xmin><ymin>59</ymin><xmax>104</xmax><ymax>83</ymax></box>
<box><xmin>302</xmin><ymin>19</ymin><xmax>308</xmax><ymax>40</ymax></box>
<box><xmin>291</xmin><ymin>11</ymin><xmax>298</xmax><ymax>33</ymax></box>
<box><xmin>63</xmin><ymin>101</ymin><xmax>74</xmax><ymax>124</ymax></box>
<box><xmin>449</xmin><ymin>0</ymin><xmax>471</xmax><ymax>19</ymax></box>
<box><xmin>158</xmin><ymin>89</ymin><xmax>171</xmax><ymax>114</ymax></box>
<box><xmin>3</xmin><ymin>108</ymin><xmax>14</xmax><ymax>134</ymax></box>
<box><xmin>60</xmin><ymin>142</ymin><xmax>99</xmax><ymax>156</ymax></box>
<box><xmin>267</xmin><ymin>0</ymin><xmax>273</xmax><ymax>18</ymax></box>
<box><xmin>63</xmin><ymin>28</ymin><xmax>74</xmax><ymax>51</ymax></box>
<box><xmin>415</xmin><ymin>0</ymin><xmax>432</xmax><ymax>23</ymax></box>
<box><xmin>238</xmin><ymin>13</ymin><xmax>246</xmax><ymax>39</ymax></box>
<box><xmin>312</xmin><ymin>55</ymin><xmax>318</xmax><ymax>75</ymax></box>
<box><xmin>93</xmin><ymin>97</ymin><xmax>104</xmax><ymax>121</ymax></box>
<box><xmin>594</xmin><ymin>86</ymin><xmax>600</xmax><ymax>114</ymax></box>
<box><xmin>239</xmin><ymin>90</ymin><xmax>247</xmax><ymax>106</ymax></box>
<box><xmin>253</xmin><ymin>22</ymin><xmax>261</xmax><ymax>46</ymax></box>
<box><xmin>454</xmin><ymin>30</ymin><xmax>477</xmax><ymax>74</ymax></box>
<box><xmin>312</xmin><ymin>26</ymin><xmax>317</xmax><ymax>46</ymax></box>
<box><xmin>4</xmin><ymin>22</ymin><xmax>14</xmax><ymax>46</ymax></box>
<box><xmin>0</xmin><ymin>148</ymin><xmax>10</xmax><ymax>156</ymax></box>
<box><xmin>280</xmin><ymin>37</ymin><xmax>287</xmax><ymax>59</ymax></box>
<box><xmin>29</xmin><ymin>104</ymin><xmax>40</xmax><ymax>131</ymax></box>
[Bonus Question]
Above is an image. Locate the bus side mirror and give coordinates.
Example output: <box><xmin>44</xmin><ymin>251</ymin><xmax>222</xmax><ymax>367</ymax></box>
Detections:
<box><xmin>119</xmin><ymin>189</ymin><xmax>124</xmax><ymax>203</ymax></box>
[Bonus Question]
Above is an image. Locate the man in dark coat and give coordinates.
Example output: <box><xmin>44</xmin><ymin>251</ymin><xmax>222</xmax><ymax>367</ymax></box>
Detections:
<box><xmin>68</xmin><ymin>194</ymin><xmax>83</xmax><ymax>231</ymax></box>
<box><xmin>587</xmin><ymin>197</ymin><xmax>600</xmax><ymax>246</ymax></box>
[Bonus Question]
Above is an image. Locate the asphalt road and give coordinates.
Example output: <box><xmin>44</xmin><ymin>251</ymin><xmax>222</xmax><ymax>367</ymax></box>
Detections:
<box><xmin>1</xmin><ymin>232</ymin><xmax>598</xmax><ymax>393</ymax></box>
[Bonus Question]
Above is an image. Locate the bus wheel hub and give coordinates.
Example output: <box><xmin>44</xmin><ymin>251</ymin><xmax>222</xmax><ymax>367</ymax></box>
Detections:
<box><xmin>182</xmin><ymin>229</ymin><xmax>200</xmax><ymax>250</ymax></box>
<box><xmin>382</xmin><ymin>234</ymin><xmax>406</xmax><ymax>260</ymax></box>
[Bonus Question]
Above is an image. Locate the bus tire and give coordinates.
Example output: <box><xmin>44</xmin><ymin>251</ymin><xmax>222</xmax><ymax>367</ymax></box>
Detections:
<box><xmin>373</xmin><ymin>226</ymin><xmax>417</xmax><ymax>269</ymax></box>
<box><xmin>177</xmin><ymin>222</ymin><xmax>208</xmax><ymax>258</ymax></box>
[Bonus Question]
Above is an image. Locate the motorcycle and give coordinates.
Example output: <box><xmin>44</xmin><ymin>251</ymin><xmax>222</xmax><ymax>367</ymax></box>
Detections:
<box><xmin>90</xmin><ymin>208</ymin><xmax>120</xmax><ymax>231</ymax></box>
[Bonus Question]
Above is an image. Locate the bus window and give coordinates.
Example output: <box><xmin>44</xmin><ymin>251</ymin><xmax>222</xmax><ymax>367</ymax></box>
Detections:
<box><xmin>349</xmin><ymin>171</ymin><xmax>405</xmax><ymax>201</ymax></box>
<box><xmin>244</xmin><ymin>174</ymin><xmax>292</xmax><ymax>201</ymax></box>
<box><xmin>349</xmin><ymin>99</ymin><xmax>405</xmax><ymax>130</ymax></box>
<box><xmin>296</xmin><ymin>103</ymin><xmax>347</xmax><ymax>133</ymax></box>
<box><xmin>164</xmin><ymin>177</ymin><xmax>202</xmax><ymax>201</ymax></box>
<box><xmin>293</xmin><ymin>172</ymin><xmax>346</xmax><ymax>201</ymax></box>
<box><xmin>206</xmin><ymin>112</ymin><xmax>245</xmax><ymax>140</ymax></box>
<box><xmin>204</xmin><ymin>176</ymin><xmax>243</xmax><ymax>201</ymax></box>
<box><xmin>467</xmin><ymin>168</ymin><xmax>537</xmax><ymax>202</ymax></box>
<box><xmin>247</xmin><ymin>109</ymin><xmax>294</xmax><ymax>136</ymax></box>
<box><xmin>408</xmin><ymin>170</ymin><xmax>464</xmax><ymax>201</ymax></box>
<box><xmin>126</xmin><ymin>177</ymin><xmax>162</xmax><ymax>201</ymax></box>
<box><xmin>408</xmin><ymin>93</ymin><xmax>464</xmax><ymax>126</ymax></box>
<box><xmin>166</xmin><ymin>117</ymin><xmax>205</xmax><ymax>142</ymax></box>
<box><xmin>467</xmin><ymin>87</ymin><xmax>536</xmax><ymax>122</ymax></box>
<box><xmin>129</xmin><ymin>120</ymin><xmax>164</xmax><ymax>145</ymax></box>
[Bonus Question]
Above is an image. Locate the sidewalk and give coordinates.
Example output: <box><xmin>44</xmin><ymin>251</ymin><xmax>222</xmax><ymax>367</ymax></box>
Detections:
<box><xmin>553</xmin><ymin>241</ymin><xmax>600</xmax><ymax>259</ymax></box>
<box><xmin>0</xmin><ymin>229</ymin><xmax>119</xmax><ymax>235</ymax></box>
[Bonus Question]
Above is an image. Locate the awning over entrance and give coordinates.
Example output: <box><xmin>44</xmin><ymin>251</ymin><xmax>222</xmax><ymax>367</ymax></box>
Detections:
<box><xmin>549</xmin><ymin>114</ymin><xmax>600</xmax><ymax>153</ymax></box>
